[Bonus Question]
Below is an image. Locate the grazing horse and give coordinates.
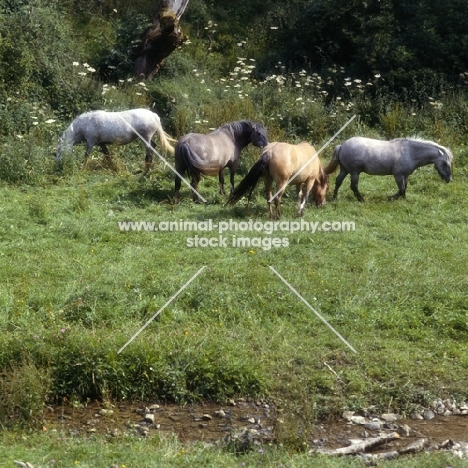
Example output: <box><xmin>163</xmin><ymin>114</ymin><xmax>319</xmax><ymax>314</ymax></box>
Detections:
<box><xmin>56</xmin><ymin>109</ymin><xmax>175</xmax><ymax>169</ymax></box>
<box><xmin>173</xmin><ymin>120</ymin><xmax>269</xmax><ymax>203</ymax></box>
<box><xmin>228</xmin><ymin>141</ymin><xmax>329</xmax><ymax>218</ymax></box>
<box><xmin>325</xmin><ymin>136</ymin><xmax>453</xmax><ymax>201</ymax></box>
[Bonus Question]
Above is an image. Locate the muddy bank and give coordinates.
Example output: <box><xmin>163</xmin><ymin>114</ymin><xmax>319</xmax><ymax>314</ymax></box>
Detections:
<box><xmin>43</xmin><ymin>399</ymin><xmax>468</xmax><ymax>452</ymax></box>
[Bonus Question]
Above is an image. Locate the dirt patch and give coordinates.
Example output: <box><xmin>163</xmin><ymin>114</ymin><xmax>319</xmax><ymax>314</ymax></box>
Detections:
<box><xmin>43</xmin><ymin>400</ymin><xmax>468</xmax><ymax>450</ymax></box>
<box><xmin>44</xmin><ymin>400</ymin><xmax>275</xmax><ymax>443</ymax></box>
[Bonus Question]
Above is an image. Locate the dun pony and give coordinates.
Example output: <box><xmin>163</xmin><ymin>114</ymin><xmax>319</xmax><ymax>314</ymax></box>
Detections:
<box><xmin>228</xmin><ymin>141</ymin><xmax>329</xmax><ymax>218</ymax></box>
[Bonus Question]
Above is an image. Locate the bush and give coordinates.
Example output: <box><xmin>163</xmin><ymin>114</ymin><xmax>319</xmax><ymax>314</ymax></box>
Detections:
<box><xmin>0</xmin><ymin>361</ymin><xmax>51</xmax><ymax>427</ymax></box>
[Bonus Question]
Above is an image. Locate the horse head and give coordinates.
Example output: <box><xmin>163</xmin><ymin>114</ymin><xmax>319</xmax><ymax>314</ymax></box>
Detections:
<box><xmin>435</xmin><ymin>147</ymin><xmax>453</xmax><ymax>183</ymax></box>
<box><xmin>313</xmin><ymin>169</ymin><xmax>329</xmax><ymax>206</ymax></box>
<box><xmin>250</xmin><ymin>123</ymin><xmax>269</xmax><ymax>148</ymax></box>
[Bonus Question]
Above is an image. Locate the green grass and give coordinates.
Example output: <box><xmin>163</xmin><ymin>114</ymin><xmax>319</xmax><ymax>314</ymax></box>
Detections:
<box><xmin>0</xmin><ymin>145</ymin><xmax>467</xmax><ymax>427</ymax></box>
<box><xmin>2</xmin><ymin>4</ymin><xmax>468</xmax><ymax>464</ymax></box>
<box><xmin>0</xmin><ymin>431</ymin><xmax>467</xmax><ymax>468</ymax></box>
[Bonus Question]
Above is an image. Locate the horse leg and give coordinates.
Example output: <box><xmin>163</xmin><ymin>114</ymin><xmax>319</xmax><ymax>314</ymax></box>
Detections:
<box><xmin>264</xmin><ymin>175</ymin><xmax>274</xmax><ymax>219</ymax></box>
<box><xmin>100</xmin><ymin>143</ymin><xmax>112</xmax><ymax>161</ymax></box>
<box><xmin>145</xmin><ymin>141</ymin><xmax>154</xmax><ymax>172</ymax></box>
<box><xmin>83</xmin><ymin>142</ymin><xmax>94</xmax><ymax>168</ymax></box>
<box><xmin>274</xmin><ymin>179</ymin><xmax>287</xmax><ymax>219</ymax></box>
<box><xmin>275</xmin><ymin>190</ymin><xmax>283</xmax><ymax>219</ymax></box>
<box><xmin>229</xmin><ymin>165</ymin><xmax>236</xmax><ymax>196</ymax></box>
<box><xmin>333</xmin><ymin>168</ymin><xmax>348</xmax><ymax>200</ymax></box>
<box><xmin>298</xmin><ymin>179</ymin><xmax>314</xmax><ymax>216</ymax></box>
<box><xmin>296</xmin><ymin>183</ymin><xmax>305</xmax><ymax>217</ymax></box>
<box><xmin>191</xmin><ymin>173</ymin><xmax>203</xmax><ymax>203</ymax></box>
<box><xmin>218</xmin><ymin>169</ymin><xmax>225</xmax><ymax>195</ymax></box>
<box><xmin>391</xmin><ymin>174</ymin><xmax>408</xmax><ymax>199</ymax></box>
<box><xmin>350</xmin><ymin>172</ymin><xmax>365</xmax><ymax>202</ymax></box>
<box><xmin>174</xmin><ymin>159</ymin><xmax>185</xmax><ymax>204</ymax></box>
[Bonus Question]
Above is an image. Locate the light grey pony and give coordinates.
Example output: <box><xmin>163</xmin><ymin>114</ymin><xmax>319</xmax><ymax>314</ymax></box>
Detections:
<box><xmin>324</xmin><ymin>136</ymin><xmax>453</xmax><ymax>201</ymax></box>
<box><xmin>56</xmin><ymin>109</ymin><xmax>175</xmax><ymax>169</ymax></box>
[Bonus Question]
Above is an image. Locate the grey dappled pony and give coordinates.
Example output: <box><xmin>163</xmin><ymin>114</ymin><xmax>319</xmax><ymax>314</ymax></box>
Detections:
<box><xmin>173</xmin><ymin>120</ymin><xmax>269</xmax><ymax>203</ymax></box>
<box><xmin>325</xmin><ymin>136</ymin><xmax>453</xmax><ymax>201</ymax></box>
<box><xmin>56</xmin><ymin>109</ymin><xmax>175</xmax><ymax>169</ymax></box>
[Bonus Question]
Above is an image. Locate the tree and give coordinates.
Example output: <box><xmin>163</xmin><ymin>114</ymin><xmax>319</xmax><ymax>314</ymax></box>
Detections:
<box><xmin>133</xmin><ymin>0</ymin><xmax>190</xmax><ymax>80</ymax></box>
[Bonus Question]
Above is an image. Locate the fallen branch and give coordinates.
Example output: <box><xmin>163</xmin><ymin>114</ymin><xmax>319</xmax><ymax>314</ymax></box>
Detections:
<box><xmin>315</xmin><ymin>432</ymin><xmax>400</xmax><ymax>456</ymax></box>
<box><xmin>399</xmin><ymin>438</ymin><xmax>428</xmax><ymax>454</ymax></box>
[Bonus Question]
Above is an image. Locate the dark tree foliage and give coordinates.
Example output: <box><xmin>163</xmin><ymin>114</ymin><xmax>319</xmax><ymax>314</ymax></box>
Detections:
<box><xmin>268</xmin><ymin>0</ymin><xmax>468</xmax><ymax>94</ymax></box>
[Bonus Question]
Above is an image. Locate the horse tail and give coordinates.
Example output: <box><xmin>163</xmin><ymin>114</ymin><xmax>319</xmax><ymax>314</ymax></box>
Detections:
<box><xmin>227</xmin><ymin>148</ymin><xmax>272</xmax><ymax>204</ymax></box>
<box><xmin>324</xmin><ymin>145</ymin><xmax>341</xmax><ymax>174</ymax></box>
<box><xmin>156</xmin><ymin>125</ymin><xmax>176</xmax><ymax>154</ymax></box>
<box><xmin>175</xmin><ymin>141</ymin><xmax>202</xmax><ymax>180</ymax></box>
<box><xmin>150</xmin><ymin>109</ymin><xmax>176</xmax><ymax>154</ymax></box>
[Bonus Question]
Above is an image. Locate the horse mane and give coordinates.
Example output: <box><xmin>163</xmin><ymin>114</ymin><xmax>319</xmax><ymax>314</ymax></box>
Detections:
<box><xmin>394</xmin><ymin>137</ymin><xmax>453</xmax><ymax>159</ymax></box>
<box><xmin>220</xmin><ymin>120</ymin><xmax>253</xmax><ymax>135</ymax></box>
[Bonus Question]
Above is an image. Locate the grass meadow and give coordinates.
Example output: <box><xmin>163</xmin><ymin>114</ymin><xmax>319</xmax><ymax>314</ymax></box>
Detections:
<box><xmin>1</xmin><ymin>44</ymin><xmax>468</xmax><ymax>465</ymax></box>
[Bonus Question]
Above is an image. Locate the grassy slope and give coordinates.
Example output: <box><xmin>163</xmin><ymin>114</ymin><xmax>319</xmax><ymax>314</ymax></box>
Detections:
<box><xmin>1</xmin><ymin>146</ymin><xmax>467</xmax><ymax>415</ymax></box>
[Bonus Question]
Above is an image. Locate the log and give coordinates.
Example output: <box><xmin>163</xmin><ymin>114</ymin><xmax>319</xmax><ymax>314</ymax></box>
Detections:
<box><xmin>399</xmin><ymin>438</ymin><xmax>428</xmax><ymax>454</ymax></box>
<box><xmin>134</xmin><ymin>0</ymin><xmax>190</xmax><ymax>80</ymax></box>
<box><xmin>315</xmin><ymin>432</ymin><xmax>400</xmax><ymax>456</ymax></box>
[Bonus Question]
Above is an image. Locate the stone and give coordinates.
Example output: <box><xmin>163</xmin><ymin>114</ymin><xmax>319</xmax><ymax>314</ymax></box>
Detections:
<box><xmin>363</xmin><ymin>421</ymin><xmax>381</xmax><ymax>431</ymax></box>
<box><xmin>380</xmin><ymin>413</ymin><xmax>400</xmax><ymax>422</ymax></box>
<box><xmin>350</xmin><ymin>415</ymin><xmax>367</xmax><ymax>425</ymax></box>
<box><xmin>144</xmin><ymin>413</ymin><xmax>155</xmax><ymax>424</ymax></box>
<box><xmin>397</xmin><ymin>424</ymin><xmax>412</xmax><ymax>437</ymax></box>
<box><xmin>423</xmin><ymin>410</ymin><xmax>435</xmax><ymax>420</ymax></box>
